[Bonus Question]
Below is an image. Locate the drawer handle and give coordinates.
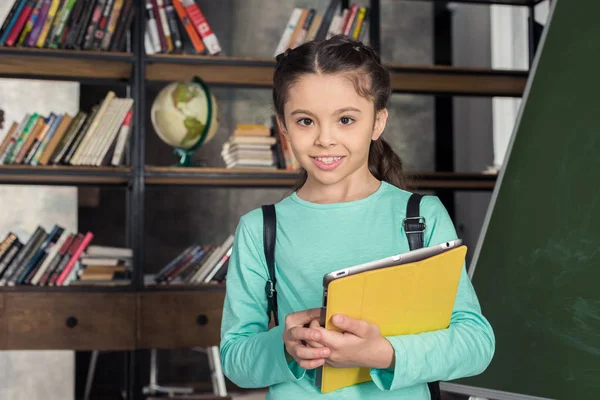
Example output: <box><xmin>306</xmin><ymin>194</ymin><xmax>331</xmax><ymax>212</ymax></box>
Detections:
<box><xmin>196</xmin><ymin>314</ymin><xmax>208</xmax><ymax>326</ymax></box>
<box><xmin>65</xmin><ymin>316</ymin><xmax>78</xmax><ymax>328</ymax></box>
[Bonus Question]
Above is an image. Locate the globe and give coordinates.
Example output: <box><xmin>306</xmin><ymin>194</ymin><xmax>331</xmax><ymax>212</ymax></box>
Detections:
<box><xmin>151</xmin><ymin>76</ymin><xmax>219</xmax><ymax>166</ymax></box>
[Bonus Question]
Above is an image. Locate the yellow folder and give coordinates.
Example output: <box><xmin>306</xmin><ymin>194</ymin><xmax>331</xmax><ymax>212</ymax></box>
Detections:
<box><xmin>319</xmin><ymin>245</ymin><xmax>468</xmax><ymax>393</ymax></box>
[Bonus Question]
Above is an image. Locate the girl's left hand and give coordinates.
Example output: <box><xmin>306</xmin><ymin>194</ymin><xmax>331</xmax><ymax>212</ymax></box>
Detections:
<box><xmin>312</xmin><ymin>314</ymin><xmax>395</xmax><ymax>370</ymax></box>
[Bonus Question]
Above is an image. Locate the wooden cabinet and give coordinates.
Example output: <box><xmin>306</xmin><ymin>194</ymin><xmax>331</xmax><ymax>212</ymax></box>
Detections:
<box><xmin>0</xmin><ymin>292</ymin><xmax>136</xmax><ymax>350</ymax></box>
<box><xmin>0</xmin><ymin>288</ymin><xmax>226</xmax><ymax>350</ymax></box>
<box><xmin>137</xmin><ymin>288</ymin><xmax>226</xmax><ymax>349</ymax></box>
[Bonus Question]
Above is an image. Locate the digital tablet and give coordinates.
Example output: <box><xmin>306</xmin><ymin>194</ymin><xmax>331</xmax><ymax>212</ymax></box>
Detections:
<box><xmin>322</xmin><ymin>239</ymin><xmax>463</xmax><ymax>288</ymax></box>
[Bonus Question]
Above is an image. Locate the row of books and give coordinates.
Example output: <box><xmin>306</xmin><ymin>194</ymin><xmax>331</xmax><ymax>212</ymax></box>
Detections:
<box><xmin>145</xmin><ymin>0</ymin><xmax>221</xmax><ymax>56</ymax></box>
<box><xmin>0</xmin><ymin>0</ymin><xmax>135</xmax><ymax>52</ymax></box>
<box><xmin>221</xmin><ymin>119</ymin><xmax>300</xmax><ymax>171</ymax></box>
<box><xmin>0</xmin><ymin>227</ymin><xmax>132</xmax><ymax>287</ymax></box>
<box><xmin>0</xmin><ymin>91</ymin><xmax>133</xmax><ymax>167</ymax></box>
<box><xmin>153</xmin><ymin>234</ymin><xmax>233</xmax><ymax>285</ymax></box>
<box><xmin>274</xmin><ymin>0</ymin><xmax>370</xmax><ymax>57</ymax></box>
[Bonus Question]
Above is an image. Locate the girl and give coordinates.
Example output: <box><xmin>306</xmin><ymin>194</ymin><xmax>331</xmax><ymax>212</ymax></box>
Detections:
<box><xmin>220</xmin><ymin>35</ymin><xmax>495</xmax><ymax>399</ymax></box>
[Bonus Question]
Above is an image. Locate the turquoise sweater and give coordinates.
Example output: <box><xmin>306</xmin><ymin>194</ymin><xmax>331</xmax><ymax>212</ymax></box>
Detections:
<box><xmin>220</xmin><ymin>181</ymin><xmax>495</xmax><ymax>399</ymax></box>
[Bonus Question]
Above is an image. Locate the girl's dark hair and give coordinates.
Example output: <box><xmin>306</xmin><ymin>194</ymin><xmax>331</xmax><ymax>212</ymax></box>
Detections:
<box><xmin>273</xmin><ymin>35</ymin><xmax>407</xmax><ymax>191</ymax></box>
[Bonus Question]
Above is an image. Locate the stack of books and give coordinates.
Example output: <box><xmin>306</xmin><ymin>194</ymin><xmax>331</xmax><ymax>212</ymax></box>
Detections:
<box><xmin>152</xmin><ymin>234</ymin><xmax>233</xmax><ymax>285</ymax></box>
<box><xmin>274</xmin><ymin>1</ymin><xmax>369</xmax><ymax>57</ymax></box>
<box><xmin>0</xmin><ymin>226</ymin><xmax>131</xmax><ymax>287</ymax></box>
<box><xmin>221</xmin><ymin>124</ymin><xmax>278</xmax><ymax>170</ymax></box>
<box><xmin>145</xmin><ymin>0</ymin><xmax>221</xmax><ymax>56</ymax></box>
<box><xmin>72</xmin><ymin>245</ymin><xmax>132</xmax><ymax>286</ymax></box>
<box><xmin>0</xmin><ymin>91</ymin><xmax>133</xmax><ymax>167</ymax></box>
<box><xmin>0</xmin><ymin>0</ymin><xmax>135</xmax><ymax>52</ymax></box>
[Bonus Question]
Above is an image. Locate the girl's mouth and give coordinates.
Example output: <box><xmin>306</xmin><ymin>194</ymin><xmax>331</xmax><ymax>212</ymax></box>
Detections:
<box><xmin>311</xmin><ymin>156</ymin><xmax>345</xmax><ymax>171</ymax></box>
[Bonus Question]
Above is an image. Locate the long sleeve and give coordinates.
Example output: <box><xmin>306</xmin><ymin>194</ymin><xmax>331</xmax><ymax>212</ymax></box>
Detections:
<box><xmin>370</xmin><ymin>196</ymin><xmax>496</xmax><ymax>391</ymax></box>
<box><xmin>219</xmin><ymin>216</ymin><xmax>305</xmax><ymax>389</ymax></box>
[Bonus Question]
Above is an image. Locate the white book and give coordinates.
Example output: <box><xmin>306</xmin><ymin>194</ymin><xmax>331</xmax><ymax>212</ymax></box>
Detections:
<box><xmin>94</xmin><ymin>99</ymin><xmax>134</xmax><ymax>165</ymax></box>
<box><xmin>85</xmin><ymin>99</ymin><xmax>121</xmax><ymax>165</ymax></box>
<box><xmin>30</xmin><ymin>230</ymin><xmax>70</xmax><ymax>286</ymax></box>
<box><xmin>85</xmin><ymin>245</ymin><xmax>133</xmax><ymax>259</ymax></box>
<box><xmin>111</xmin><ymin>110</ymin><xmax>133</xmax><ymax>166</ymax></box>
<box><xmin>71</xmin><ymin>91</ymin><xmax>116</xmax><ymax>165</ymax></box>
<box><xmin>274</xmin><ymin>8</ymin><xmax>303</xmax><ymax>57</ymax></box>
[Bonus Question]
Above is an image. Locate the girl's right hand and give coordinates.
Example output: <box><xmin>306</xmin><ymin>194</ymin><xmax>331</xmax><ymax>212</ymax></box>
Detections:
<box><xmin>282</xmin><ymin>308</ymin><xmax>331</xmax><ymax>369</ymax></box>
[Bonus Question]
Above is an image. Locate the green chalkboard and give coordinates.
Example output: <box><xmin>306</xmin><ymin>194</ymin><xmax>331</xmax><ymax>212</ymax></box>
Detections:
<box><xmin>452</xmin><ymin>1</ymin><xmax>600</xmax><ymax>399</ymax></box>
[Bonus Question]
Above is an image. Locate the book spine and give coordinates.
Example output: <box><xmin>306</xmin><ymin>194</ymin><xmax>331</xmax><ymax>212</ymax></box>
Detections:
<box><xmin>27</xmin><ymin>0</ymin><xmax>51</xmax><ymax>47</ymax></box>
<box><xmin>273</xmin><ymin>7</ymin><xmax>302</xmax><ymax>57</ymax></box>
<box><xmin>52</xmin><ymin>110</ymin><xmax>89</xmax><ymax>164</ymax></box>
<box><xmin>149</xmin><ymin>0</ymin><xmax>166</xmax><ymax>52</ymax></box>
<box><xmin>48</xmin><ymin>0</ymin><xmax>76</xmax><ymax>48</ymax></box>
<box><xmin>0</xmin><ymin>114</ymin><xmax>29</xmax><ymax>164</ymax></box>
<box><xmin>72</xmin><ymin>0</ymin><xmax>95</xmax><ymax>49</ymax></box>
<box><xmin>111</xmin><ymin>109</ymin><xmax>132</xmax><ymax>166</ymax></box>
<box><xmin>111</xmin><ymin>0</ymin><xmax>133</xmax><ymax>51</ymax></box>
<box><xmin>17</xmin><ymin>0</ymin><xmax>43</xmax><ymax>47</ymax></box>
<box><xmin>171</xmin><ymin>0</ymin><xmax>204</xmax><ymax>54</ymax></box>
<box><xmin>56</xmin><ymin>231</ymin><xmax>93</xmax><ymax>286</ymax></box>
<box><xmin>4</xmin><ymin>113</ymin><xmax>38</xmax><ymax>164</ymax></box>
<box><xmin>31</xmin><ymin>113</ymin><xmax>63</xmax><ymax>165</ymax></box>
<box><xmin>145</xmin><ymin>0</ymin><xmax>161</xmax><ymax>52</ymax></box>
<box><xmin>82</xmin><ymin>0</ymin><xmax>105</xmax><ymax>49</ymax></box>
<box><xmin>35</xmin><ymin>0</ymin><xmax>60</xmax><ymax>47</ymax></box>
<box><xmin>59</xmin><ymin>0</ymin><xmax>85</xmax><ymax>48</ymax></box>
<box><xmin>100</xmin><ymin>0</ymin><xmax>123</xmax><ymax>50</ymax></box>
<box><xmin>155</xmin><ymin>0</ymin><xmax>172</xmax><ymax>51</ymax></box>
<box><xmin>314</xmin><ymin>0</ymin><xmax>341</xmax><ymax>41</ymax></box>
<box><xmin>0</xmin><ymin>242</ymin><xmax>23</xmax><ymax>282</ymax></box>
<box><xmin>24</xmin><ymin>114</ymin><xmax>54</xmax><ymax>164</ymax></box>
<box><xmin>0</xmin><ymin>0</ymin><xmax>23</xmax><ymax>40</ymax></box>
<box><xmin>5</xmin><ymin>0</ymin><xmax>36</xmax><ymax>47</ymax></box>
<box><xmin>163</xmin><ymin>0</ymin><xmax>181</xmax><ymax>51</ymax></box>
<box><xmin>91</xmin><ymin>0</ymin><xmax>114</xmax><ymax>49</ymax></box>
<box><xmin>181</xmin><ymin>0</ymin><xmax>220</xmax><ymax>55</ymax></box>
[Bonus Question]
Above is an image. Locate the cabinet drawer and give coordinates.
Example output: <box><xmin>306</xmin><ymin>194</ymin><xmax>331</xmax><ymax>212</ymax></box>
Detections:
<box><xmin>0</xmin><ymin>292</ymin><xmax>136</xmax><ymax>350</ymax></box>
<box><xmin>138</xmin><ymin>289</ymin><xmax>225</xmax><ymax>349</ymax></box>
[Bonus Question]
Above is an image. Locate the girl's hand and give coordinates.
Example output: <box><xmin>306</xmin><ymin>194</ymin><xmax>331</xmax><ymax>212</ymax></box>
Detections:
<box><xmin>315</xmin><ymin>314</ymin><xmax>395</xmax><ymax>369</ymax></box>
<box><xmin>282</xmin><ymin>308</ymin><xmax>331</xmax><ymax>370</ymax></box>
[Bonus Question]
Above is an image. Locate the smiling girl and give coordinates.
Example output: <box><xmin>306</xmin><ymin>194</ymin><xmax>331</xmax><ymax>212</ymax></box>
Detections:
<box><xmin>219</xmin><ymin>35</ymin><xmax>495</xmax><ymax>399</ymax></box>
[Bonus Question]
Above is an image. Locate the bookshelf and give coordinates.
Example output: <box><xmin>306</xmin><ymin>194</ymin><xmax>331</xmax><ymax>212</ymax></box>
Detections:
<box><xmin>0</xmin><ymin>0</ymin><xmax>538</xmax><ymax>399</ymax></box>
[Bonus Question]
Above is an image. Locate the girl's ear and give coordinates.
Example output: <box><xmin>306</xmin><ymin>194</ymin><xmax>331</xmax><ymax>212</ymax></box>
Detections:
<box><xmin>371</xmin><ymin>108</ymin><xmax>388</xmax><ymax>141</ymax></box>
<box><xmin>276</xmin><ymin>114</ymin><xmax>290</xmax><ymax>140</ymax></box>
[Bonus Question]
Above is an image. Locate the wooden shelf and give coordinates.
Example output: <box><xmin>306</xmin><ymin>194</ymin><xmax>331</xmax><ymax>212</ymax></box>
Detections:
<box><xmin>0</xmin><ymin>285</ymin><xmax>133</xmax><ymax>293</ymax></box>
<box><xmin>145</xmin><ymin>166</ymin><xmax>299</xmax><ymax>188</ymax></box>
<box><xmin>406</xmin><ymin>0</ymin><xmax>542</xmax><ymax>5</ymax></box>
<box><xmin>145</xmin><ymin>54</ymin><xmax>527</xmax><ymax>97</ymax></box>
<box><xmin>0</xmin><ymin>47</ymin><xmax>134</xmax><ymax>81</ymax></box>
<box><xmin>407</xmin><ymin>172</ymin><xmax>497</xmax><ymax>190</ymax></box>
<box><xmin>145</xmin><ymin>166</ymin><xmax>497</xmax><ymax>190</ymax></box>
<box><xmin>144</xmin><ymin>283</ymin><xmax>226</xmax><ymax>292</ymax></box>
<box><xmin>0</xmin><ymin>165</ymin><xmax>132</xmax><ymax>186</ymax></box>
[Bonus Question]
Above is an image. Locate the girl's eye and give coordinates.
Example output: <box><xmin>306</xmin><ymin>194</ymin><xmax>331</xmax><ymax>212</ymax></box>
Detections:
<box><xmin>339</xmin><ymin>116</ymin><xmax>355</xmax><ymax>125</ymax></box>
<box><xmin>297</xmin><ymin>118</ymin><xmax>313</xmax><ymax>126</ymax></box>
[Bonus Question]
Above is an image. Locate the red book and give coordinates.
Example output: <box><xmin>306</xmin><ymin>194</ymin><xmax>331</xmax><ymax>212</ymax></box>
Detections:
<box><xmin>5</xmin><ymin>0</ymin><xmax>36</xmax><ymax>46</ymax></box>
<box><xmin>56</xmin><ymin>231</ymin><xmax>94</xmax><ymax>285</ymax></box>
<box><xmin>180</xmin><ymin>0</ymin><xmax>220</xmax><ymax>55</ymax></box>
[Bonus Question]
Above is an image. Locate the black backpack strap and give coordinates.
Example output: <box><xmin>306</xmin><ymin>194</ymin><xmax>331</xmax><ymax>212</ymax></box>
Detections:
<box><xmin>404</xmin><ymin>193</ymin><xmax>441</xmax><ymax>400</ymax></box>
<box><xmin>404</xmin><ymin>193</ymin><xmax>426</xmax><ymax>251</ymax></box>
<box><xmin>261</xmin><ymin>204</ymin><xmax>278</xmax><ymax>326</ymax></box>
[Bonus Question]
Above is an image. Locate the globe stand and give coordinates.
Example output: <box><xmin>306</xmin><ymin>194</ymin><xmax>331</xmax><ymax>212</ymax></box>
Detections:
<box><xmin>172</xmin><ymin>148</ymin><xmax>209</xmax><ymax>167</ymax></box>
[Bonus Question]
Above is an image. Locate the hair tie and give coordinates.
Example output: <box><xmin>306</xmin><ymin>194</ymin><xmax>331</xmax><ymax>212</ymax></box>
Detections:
<box><xmin>276</xmin><ymin>48</ymin><xmax>292</xmax><ymax>65</ymax></box>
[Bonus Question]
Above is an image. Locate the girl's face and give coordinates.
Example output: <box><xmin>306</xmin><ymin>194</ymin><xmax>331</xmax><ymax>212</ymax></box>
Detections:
<box><xmin>279</xmin><ymin>73</ymin><xmax>387</xmax><ymax>189</ymax></box>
